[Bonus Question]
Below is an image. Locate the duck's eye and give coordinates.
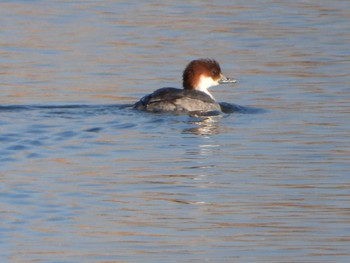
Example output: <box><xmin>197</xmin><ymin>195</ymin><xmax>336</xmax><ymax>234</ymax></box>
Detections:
<box><xmin>212</xmin><ymin>70</ymin><xmax>218</xmax><ymax>75</ymax></box>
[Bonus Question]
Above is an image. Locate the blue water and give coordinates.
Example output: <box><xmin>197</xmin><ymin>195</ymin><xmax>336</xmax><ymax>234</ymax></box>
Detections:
<box><xmin>1</xmin><ymin>1</ymin><xmax>350</xmax><ymax>262</ymax></box>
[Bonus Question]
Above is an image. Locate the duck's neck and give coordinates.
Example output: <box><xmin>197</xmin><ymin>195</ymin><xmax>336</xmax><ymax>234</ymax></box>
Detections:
<box><xmin>195</xmin><ymin>75</ymin><xmax>217</xmax><ymax>101</ymax></box>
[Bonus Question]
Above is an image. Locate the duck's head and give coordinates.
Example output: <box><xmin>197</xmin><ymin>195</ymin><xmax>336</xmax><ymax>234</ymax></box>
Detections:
<box><xmin>182</xmin><ymin>58</ymin><xmax>236</xmax><ymax>100</ymax></box>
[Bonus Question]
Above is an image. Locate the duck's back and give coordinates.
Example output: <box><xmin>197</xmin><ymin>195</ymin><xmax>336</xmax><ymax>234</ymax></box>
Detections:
<box><xmin>134</xmin><ymin>88</ymin><xmax>221</xmax><ymax>113</ymax></box>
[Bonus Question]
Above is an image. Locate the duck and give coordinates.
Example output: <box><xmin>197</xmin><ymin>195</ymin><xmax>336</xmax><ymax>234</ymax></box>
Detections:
<box><xmin>134</xmin><ymin>58</ymin><xmax>236</xmax><ymax>114</ymax></box>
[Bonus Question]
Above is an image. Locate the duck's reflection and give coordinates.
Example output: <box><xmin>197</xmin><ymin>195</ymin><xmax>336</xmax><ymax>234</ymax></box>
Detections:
<box><xmin>182</xmin><ymin>115</ymin><xmax>223</xmax><ymax>136</ymax></box>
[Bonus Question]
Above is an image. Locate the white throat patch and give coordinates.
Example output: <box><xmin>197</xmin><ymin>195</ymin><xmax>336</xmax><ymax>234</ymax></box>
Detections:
<box><xmin>196</xmin><ymin>75</ymin><xmax>219</xmax><ymax>100</ymax></box>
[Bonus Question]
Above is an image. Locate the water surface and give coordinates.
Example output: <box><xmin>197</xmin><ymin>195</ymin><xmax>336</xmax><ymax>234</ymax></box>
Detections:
<box><xmin>1</xmin><ymin>1</ymin><xmax>350</xmax><ymax>262</ymax></box>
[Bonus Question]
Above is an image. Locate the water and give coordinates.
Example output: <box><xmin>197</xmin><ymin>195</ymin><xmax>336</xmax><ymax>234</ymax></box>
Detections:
<box><xmin>1</xmin><ymin>1</ymin><xmax>350</xmax><ymax>262</ymax></box>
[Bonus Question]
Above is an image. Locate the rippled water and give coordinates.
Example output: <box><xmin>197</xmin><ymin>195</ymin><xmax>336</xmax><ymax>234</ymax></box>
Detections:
<box><xmin>1</xmin><ymin>1</ymin><xmax>350</xmax><ymax>262</ymax></box>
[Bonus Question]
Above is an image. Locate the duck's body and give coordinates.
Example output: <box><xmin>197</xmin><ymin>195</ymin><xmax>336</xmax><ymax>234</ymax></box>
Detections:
<box><xmin>133</xmin><ymin>59</ymin><xmax>236</xmax><ymax>114</ymax></box>
<box><xmin>134</xmin><ymin>87</ymin><xmax>221</xmax><ymax>113</ymax></box>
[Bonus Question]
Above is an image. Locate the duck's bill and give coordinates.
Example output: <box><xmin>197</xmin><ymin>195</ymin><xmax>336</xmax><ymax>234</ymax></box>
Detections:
<box><xmin>219</xmin><ymin>75</ymin><xmax>237</xmax><ymax>84</ymax></box>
